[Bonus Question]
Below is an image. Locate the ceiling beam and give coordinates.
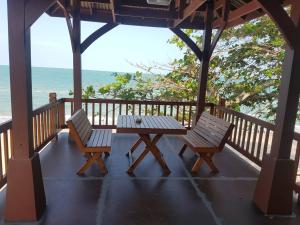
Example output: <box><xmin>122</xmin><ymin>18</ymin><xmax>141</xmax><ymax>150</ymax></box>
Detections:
<box><xmin>174</xmin><ymin>0</ymin><xmax>206</xmax><ymax>27</ymax></box>
<box><xmin>116</xmin><ymin>5</ymin><xmax>178</xmax><ymax>19</ymax></box>
<box><xmin>212</xmin><ymin>0</ymin><xmax>261</xmax><ymax>28</ymax></box>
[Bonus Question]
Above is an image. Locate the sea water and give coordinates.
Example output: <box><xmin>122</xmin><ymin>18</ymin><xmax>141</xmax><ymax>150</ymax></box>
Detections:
<box><xmin>0</xmin><ymin>65</ymin><xmax>116</xmax><ymax>122</ymax></box>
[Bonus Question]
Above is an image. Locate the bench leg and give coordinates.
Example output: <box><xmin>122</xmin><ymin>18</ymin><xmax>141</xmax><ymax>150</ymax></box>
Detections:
<box><xmin>191</xmin><ymin>153</ymin><xmax>219</xmax><ymax>174</ymax></box>
<box><xmin>179</xmin><ymin>144</ymin><xmax>187</xmax><ymax>156</ymax></box>
<box><xmin>77</xmin><ymin>153</ymin><xmax>107</xmax><ymax>175</ymax></box>
<box><xmin>298</xmin><ymin>194</ymin><xmax>300</xmax><ymax>206</ymax></box>
<box><xmin>203</xmin><ymin>154</ymin><xmax>219</xmax><ymax>173</ymax></box>
<box><xmin>191</xmin><ymin>157</ymin><xmax>204</xmax><ymax>173</ymax></box>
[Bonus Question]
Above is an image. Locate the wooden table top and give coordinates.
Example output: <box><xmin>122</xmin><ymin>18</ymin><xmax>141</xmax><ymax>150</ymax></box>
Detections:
<box><xmin>116</xmin><ymin>115</ymin><xmax>187</xmax><ymax>135</ymax></box>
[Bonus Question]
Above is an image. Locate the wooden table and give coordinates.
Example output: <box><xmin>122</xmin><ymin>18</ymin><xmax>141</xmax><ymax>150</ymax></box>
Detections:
<box><xmin>117</xmin><ymin>115</ymin><xmax>187</xmax><ymax>174</ymax></box>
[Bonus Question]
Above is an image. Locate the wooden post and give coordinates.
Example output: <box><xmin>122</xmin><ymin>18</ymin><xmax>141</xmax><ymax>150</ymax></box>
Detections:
<box><xmin>253</xmin><ymin>1</ymin><xmax>300</xmax><ymax>215</ymax></box>
<box><xmin>195</xmin><ymin>0</ymin><xmax>214</xmax><ymax>121</ymax></box>
<box><xmin>218</xmin><ymin>98</ymin><xmax>226</xmax><ymax>118</ymax></box>
<box><xmin>72</xmin><ymin>0</ymin><xmax>82</xmax><ymax>112</ymax></box>
<box><xmin>5</xmin><ymin>0</ymin><xmax>46</xmax><ymax>221</ymax></box>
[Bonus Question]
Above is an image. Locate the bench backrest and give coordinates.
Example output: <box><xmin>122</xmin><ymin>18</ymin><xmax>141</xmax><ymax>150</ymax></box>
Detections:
<box><xmin>194</xmin><ymin>112</ymin><xmax>234</xmax><ymax>151</ymax></box>
<box><xmin>66</xmin><ymin>109</ymin><xmax>93</xmax><ymax>150</ymax></box>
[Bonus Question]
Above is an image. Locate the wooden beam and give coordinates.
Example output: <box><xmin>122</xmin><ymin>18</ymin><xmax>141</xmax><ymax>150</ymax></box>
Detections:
<box><xmin>25</xmin><ymin>0</ymin><xmax>57</xmax><ymax>29</ymax></box>
<box><xmin>177</xmin><ymin>0</ymin><xmax>186</xmax><ymax>18</ymax></box>
<box><xmin>116</xmin><ymin>5</ymin><xmax>178</xmax><ymax>19</ymax></box>
<box><xmin>57</xmin><ymin>1</ymin><xmax>75</xmax><ymax>51</ymax></box>
<box><xmin>72</xmin><ymin>0</ymin><xmax>82</xmax><ymax>112</ymax></box>
<box><xmin>81</xmin><ymin>23</ymin><xmax>118</xmax><ymax>53</ymax></box>
<box><xmin>196</xmin><ymin>0</ymin><xmax>213</xmax><ymax>121</ymax></box>
<box><xmin>174</xmin><ymin>0</ymin><xmax>206</xmax><ymax>27</ymax></box>
<box><xmin>169</xmin><ymin>28</ymin><xmax>203</xmax><ymax>60</ymax></box>
<box><xmin>257</xmin><ymin>0</ymin><xmax>297</xmax><ymax>48</ymax></box>
<box><xmin>212</xmin><ymin>0</ymin><xmax>261</xmax><ymax>28</ymax></box>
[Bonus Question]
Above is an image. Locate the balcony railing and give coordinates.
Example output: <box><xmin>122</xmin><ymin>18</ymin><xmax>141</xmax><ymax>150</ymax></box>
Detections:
<box><xmin>0</xmin><ymin>99</ymin><xmax>65</xmax><ymax>187</ymax></box>
<box><xmin>63</xmin><ymin>98</ymin><xmax>214</xmax><ymax>129</ymax></box>
<box><xmin>0</xmin><ymin>96</ymin><xmax>299</xmax><ymax>195</ymax></box>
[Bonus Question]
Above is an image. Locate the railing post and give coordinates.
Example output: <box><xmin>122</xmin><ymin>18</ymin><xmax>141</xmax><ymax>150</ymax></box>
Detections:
<box><xmin>58</xmin><ymin>99</ymin><xmax>66</xmax><ymax>129</ymax></box>
<box><xmin>49</xmin><ymin>93</ymin><xmax>58</xmax><ymax>140</ymax></box>
<box><xmin>218</xmin><ymin>98</ymin><xmax>226</xmax><ymax>118</ymax></box>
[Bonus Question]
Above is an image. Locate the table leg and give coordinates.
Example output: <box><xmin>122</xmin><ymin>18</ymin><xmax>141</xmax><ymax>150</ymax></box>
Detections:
<box><xmin>127</xmin><ymin>133</ymin><xmax>170</xmax><ymax>174</ymax></box>
<box><xmin>126</xmin><ymin>137</ymin><xmax>143</xmax><ymax>157</ymax></box>
<box><xmin>139</xmin><ymin>134</ymin><xmax>171</xmax><ymax>174</ymax></box>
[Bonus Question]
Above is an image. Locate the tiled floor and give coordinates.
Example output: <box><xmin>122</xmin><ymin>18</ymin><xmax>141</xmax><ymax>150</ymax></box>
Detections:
<box><xmin>0</xmin><ymin>131</ymin><xmax>299</xmax><ymax>225</ymax></box>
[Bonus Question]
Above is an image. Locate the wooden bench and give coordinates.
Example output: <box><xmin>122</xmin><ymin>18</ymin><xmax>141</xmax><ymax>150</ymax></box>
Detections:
<box><xmin>66</xmin><ymin>109</ymin><xmax>112</xmax><ymax>175</ymax></box>
<box><xmin>179</xmin><ymin>112</ymin><xmax>234</xmax><ymax>173</ymax></box>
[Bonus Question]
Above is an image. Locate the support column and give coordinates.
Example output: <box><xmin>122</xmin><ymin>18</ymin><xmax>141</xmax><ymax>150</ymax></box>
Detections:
<box><xmin>72</xmin><ymin>0</ymin><xmax>82</xmax><ymax>112</ymax></box>
<box><xmin>195</xmin><ymin>0</ymin><xmax>214</xmax><ymax>121</ymax></box>
<box><xmin>254</xmin><ymin>2</ymin><xmax>300</xmax><ymax>214</ymax></box>
<box><xmin>5</xmin><ymin>0</ymin><xmax>46</xmax><ymax>221</ymax></box>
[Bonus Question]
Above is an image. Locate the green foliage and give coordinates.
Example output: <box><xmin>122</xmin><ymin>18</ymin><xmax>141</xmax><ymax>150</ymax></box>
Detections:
<box><xmin>82</xmin><ymin>15</ymin><xmax>300</xmax><ymax>122</ymax></box>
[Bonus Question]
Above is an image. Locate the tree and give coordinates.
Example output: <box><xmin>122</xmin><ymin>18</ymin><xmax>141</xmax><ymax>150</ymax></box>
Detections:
<box><xmin>83</xmin><ymin>15</ymin><xmax>300</xmax><ymax>122</ymax></box>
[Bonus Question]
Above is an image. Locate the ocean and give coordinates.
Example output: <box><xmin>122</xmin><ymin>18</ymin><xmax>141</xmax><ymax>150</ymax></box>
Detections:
<box><xmin>1</xmin><ymin>65</ymin><xmax>300</xmax><ymax>132</ymax></box>
<box><xmin>0</xmin><ymin>65</ymin><xmax>116</xmax><ymax>122</ymax></box>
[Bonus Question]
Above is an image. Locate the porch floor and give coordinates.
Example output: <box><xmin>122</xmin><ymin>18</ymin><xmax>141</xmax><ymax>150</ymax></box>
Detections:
<box><xmin>0</xmin><ymin>131</ymin><xmax>299</xmax><ymax>225</ymax></box>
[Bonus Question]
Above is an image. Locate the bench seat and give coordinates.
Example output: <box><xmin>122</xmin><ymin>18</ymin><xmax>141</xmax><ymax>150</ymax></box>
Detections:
<box><xmin>67</xmin><ymin>109</ymin><xmax>112</xmax><ymax>175</ymax></box>
<box><xmin>179</xmin><ymin>112</ymin><xmax>234</xmax><ymax>173</ymax></box>
<box><xmin>86</xmin><ymin>129</ymin><xmax>111</xmax><ymax>151</ymax></box>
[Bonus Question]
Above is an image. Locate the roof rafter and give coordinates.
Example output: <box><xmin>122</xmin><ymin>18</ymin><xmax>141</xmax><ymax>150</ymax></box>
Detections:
<box><xmin>173</xmin><ymin>0</ymin><xmax>207</xmax><ymax>27</ymax></box>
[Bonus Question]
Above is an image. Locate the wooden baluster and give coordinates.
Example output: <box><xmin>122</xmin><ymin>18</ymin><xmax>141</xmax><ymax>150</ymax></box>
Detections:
<box><xmin>92</xmin><ymin>103</ymin><xmax>95</xmax><ymax>125</ymax></box>
<box><xmin>106</xmin><ymin>103</ymin><xmax>109</xmax><ymax>125</ymax></box>
<box><xmin>176</xmin><ymin>105</ymin><xmax>179</xmax><ymax>121</ymax></box>
<box><xmin>126</xmin><ymin>104</ymin><xmax>129</xmax><ymax>115</ymax></box>
<box><xmin>132</xmin><ymin>104</ymin><xmax>135</xmax><ymax>115</ymax></box>
<box><xmin>99</xmin><ymin>103</ymin><xmax>102</xmax><ymax>126</ymax></box>
<box><xmin>241</xmin><ymin>120</ymin><xmax>248</xmax><ymax>149</ymax></box>
<box><xmin>232</xmin><ymin>116</ymin><xmax>239</xmax><ymax>144</ymax></box>
<box><xmin>170</xmin><ymin>105</ymin><xmax>173</xmax><ymax>116</ymax></box>
<box><xmin>164</xmin><ymin>105</ymin><xmax>167</xmax><ymax>116</ymax></box>
<box><xmin>151</xmin><ymin>104</ymin><xmax>154</xmax><ymax>115</ymax></box>
<box><xmin>71</xmin><ymin>102</ymin><xmax>74</xmax><ymax>114</ymax></box>
<box><xmin>237</xmin><ymin>118</ymin><xmax>243</xmax><ymax>146</ymax></box>
<box><xmin>42</xmin><ymin>112</ymin><xmax>46</xmax><ymax>142</ymax></box>
<box><xmin>139</xmin><ymin>103</ymin><xmax>142</xmax><ymax>115</ymax></box>
<box><xmin>9</xmin><ymin>129</ymin><xmax>14</xmax><ymax>157</ymax></box>
<box><xmin>47</xmin><ymin>109</ymin><xmax>50</xmax><ymax>138</ymax></box>
<box><xmin>229</xmin><ymin>113</ymin><xmax>236</xmax><ymax>142</ymax></box>
<box><xmin>246</xmin><ymin>122</ymin><xmax>253</xmax><ymax>152</ymax></box>
<box><xmin>262</xmin><ymin>128</ymin><xmax>270</xmax><ymax>158</ymax></box>
<box><xmin>158</xmin><ymin>105</ymin><xmax>160</xmax><ymax>116</ymax></box>
<box><xmin>3</xmin><ymin>131</ymin><xmax>9</xmax><ymax>174</ymax></box>
<box><xmin>188</xmin><ymin>105</ymin><xmax>192</xmax><ymax>129</ymax></box>
<box><xmin>250</xmin><ymin>123</ymin><xmax>258</xmax><ymax>156</ymax></box>
<box><xmin>37</xmin><ymin>114</ymin><xmax>41</xmax><ymax>147</ymax></box>
<box><xmin>256</xmin><ymin>126</ymin><xmax>264</xmax><ymax>159</ymax></box>
<box><xmin>145</xmin><ymin>104</ymin><xmax>148</xmax><ymax>115</ymax></box>
<box><xmin>119</xmin><ymin>103</ymin><xmax>122</xmax><ymax>115</ymax></box>
<box><xmin>182</xmin><ymin>105</ymin><xmax>186</xmax><ymax>126</ymax></box>
<box><xmin>294</xmin><ymin>142</ymin><xmax>300</xmax><ymax>181</ymax></box>
<box><xmin>85</xmin><ymin>102</ymin><xmax>88</xmax><ymax>114</ymax></box>
<box><xmin>33</xmin><ymin>116</ymin><xmax>37</xmax><ymax>149</ymax></box>
<box><xmin>112</xmin><ymin>103</ymin><xmax>115</xmax><ymax>125</ymax></box>
<box><xmin>0</xmin><ymin>135</ymin><xmax>2</xmax><ymax>180</ymax></box>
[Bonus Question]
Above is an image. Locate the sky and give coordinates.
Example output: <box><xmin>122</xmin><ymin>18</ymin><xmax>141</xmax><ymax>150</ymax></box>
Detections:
<box><xmin>0</xmin><ymin>0</ymin><xmax>183</xmax><ymax>73</ymax></box>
